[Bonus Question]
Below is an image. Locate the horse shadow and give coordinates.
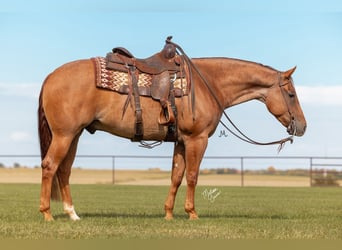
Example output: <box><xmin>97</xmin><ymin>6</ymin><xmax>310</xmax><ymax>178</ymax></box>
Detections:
<box><xmin>53</xmin><ymin>211</ymin><xmax>291</xmax><ymax>220</ymax></box>
<box><xmin>53</xmin><ymin>212</ymin><xmax>166</xmax><ymax>220</ymax></box>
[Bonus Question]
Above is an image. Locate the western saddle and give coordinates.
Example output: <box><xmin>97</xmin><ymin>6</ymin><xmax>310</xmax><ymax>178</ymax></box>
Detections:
<box><xmin>105</xmin><ymin>36</ymin><xmax>190</xmax><ymax>142</ymax></box>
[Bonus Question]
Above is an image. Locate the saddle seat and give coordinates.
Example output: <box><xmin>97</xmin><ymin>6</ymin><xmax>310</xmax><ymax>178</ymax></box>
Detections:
<box><xmin>110</xmin><ymin>43</ymin><xmax>182</xmax><ymax>75</ymax></box>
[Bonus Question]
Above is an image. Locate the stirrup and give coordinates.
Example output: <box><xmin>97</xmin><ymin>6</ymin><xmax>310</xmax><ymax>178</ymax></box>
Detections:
<box><xmin>158</xmin><ymin>102</ymin><xmax>175</xmax><ymax>125</ymax></box>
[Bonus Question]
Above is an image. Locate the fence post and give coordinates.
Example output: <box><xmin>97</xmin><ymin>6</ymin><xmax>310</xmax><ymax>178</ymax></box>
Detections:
<box><xmin>309</xmin><ymin>157</ymin><xmax>313</xmax><ymax>187</ymax></box>
<box><xmin>112</xmin><ymin>156</ymin><xmax>115</xmax><ymax>185</ymax></box>
<box><xmin>241</xmin><ymin>157</ymin><xmax>244</xmax><ymax>187</ymax></box>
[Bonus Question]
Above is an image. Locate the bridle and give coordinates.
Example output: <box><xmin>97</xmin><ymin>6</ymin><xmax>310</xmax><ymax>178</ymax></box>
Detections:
<box><xmin>168</xmin><ymin>39</ymin><xmax>295</xmax><ymax>152</ymax></box>
<box><xmin>277</xmin><ymin>73</ymin><xmax>297</xmax><ymax>137</ymax></box>
<box><xmin>217</xmin><ymin>73</ymin><xmax>295</xmax><ymax>152</ymax></box>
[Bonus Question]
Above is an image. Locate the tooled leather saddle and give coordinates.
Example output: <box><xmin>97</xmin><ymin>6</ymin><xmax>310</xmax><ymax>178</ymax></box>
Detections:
<box><xmin>104</xmin><ymin>36</ymin><xmax>191</xmax><ymax>142</ymax></box>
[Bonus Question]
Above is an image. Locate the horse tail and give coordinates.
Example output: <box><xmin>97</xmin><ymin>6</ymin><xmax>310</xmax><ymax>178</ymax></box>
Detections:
<box><xmin>38</xmin><ymin>79</ymin><xmax>61</xmax><ymax>201</ymax></box>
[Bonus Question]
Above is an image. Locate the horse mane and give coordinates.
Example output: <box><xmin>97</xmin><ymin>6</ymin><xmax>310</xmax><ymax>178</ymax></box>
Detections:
<box><xmin>192</xmin><ymin>57</ymin><xmax>278</xmax><ymax>72</ymax></box>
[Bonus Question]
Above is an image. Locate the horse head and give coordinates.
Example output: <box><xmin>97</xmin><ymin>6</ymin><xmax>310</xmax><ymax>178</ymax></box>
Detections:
<box><xmin>265</xmin><ymin>67</ymin><xmax>306</xmax><ymax>136</ymax></box>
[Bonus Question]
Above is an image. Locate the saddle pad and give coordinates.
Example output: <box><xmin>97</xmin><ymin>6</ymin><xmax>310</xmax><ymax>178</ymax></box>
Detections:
<box><xmin>92</xmin><ymin>57</ymin><xmax>188</xmax><ymax>97</ymax></box>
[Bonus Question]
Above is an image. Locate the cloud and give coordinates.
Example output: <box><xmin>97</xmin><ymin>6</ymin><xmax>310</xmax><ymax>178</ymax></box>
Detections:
<box><xmin>296</xmin><ymin>85</ymin><xmax>342</xmax><ymax>106</ymax></box>
<box><xmin>0</xmin><ymin>83</ymin><xmax>41</xmax><ymax>98</ymax></box>
<box><xmin>10</xmin><ymin>131</ymin><xmax>33</xmax><ymax>142</ymax></box>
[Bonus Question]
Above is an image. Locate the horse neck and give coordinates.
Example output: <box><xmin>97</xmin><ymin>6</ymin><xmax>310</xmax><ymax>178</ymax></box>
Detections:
<box><xmin>192</xmin><ymin>58</ymin><xmax>278</xmax><ymax>109</ymax></box>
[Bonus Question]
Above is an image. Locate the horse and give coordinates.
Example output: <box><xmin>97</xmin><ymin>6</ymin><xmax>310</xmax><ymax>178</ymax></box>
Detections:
<box><xmin>38</xmin><ymin>54</ymin><xmax>306</xmax><ymax>221</ymax></box>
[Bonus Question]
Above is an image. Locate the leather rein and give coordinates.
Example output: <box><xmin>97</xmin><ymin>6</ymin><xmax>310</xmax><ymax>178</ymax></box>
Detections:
<box><xmin>169</xmin><ymin>39</ymin><xmax>294</xmax><ymax>152</ymax></box>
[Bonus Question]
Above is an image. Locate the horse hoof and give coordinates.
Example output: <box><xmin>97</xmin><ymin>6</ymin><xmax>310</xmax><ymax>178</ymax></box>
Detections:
<box><xmin>164</xmin><ymin>214</ymin><xmax>174</xmax><ymax>220</ymax></box>
<box><xmin>64</xmin><ymin>204</ymin><xmax>80</xmax><ymax>221</ymax></box>
<box><xmin>189</xmin><ymin>213</ymin><xmax>199</xmax><ymax>220</ymax></box>
<box><xmin>43</xmin><ymin>213</ymin><xmax>54</xmax><ymax>222</ymax></box>
<box><xmin>70</xmin><ymin>214</ymin><xmax>81</xmax><ymax>221</ymax></box>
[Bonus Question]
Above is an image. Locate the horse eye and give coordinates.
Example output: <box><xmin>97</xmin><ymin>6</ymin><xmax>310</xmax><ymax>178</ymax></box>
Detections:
<box><xmin>288</xmin><ymin>92</ymin><xmax>295</xmax><ymax>98</ymax></box>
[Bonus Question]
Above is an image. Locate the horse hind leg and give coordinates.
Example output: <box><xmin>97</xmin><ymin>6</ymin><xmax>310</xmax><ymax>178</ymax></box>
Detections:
<box><xmin>56</xmin><ymin>132</ymin><xmax>82</xmax><ymax>221</ymax></box>
<box><xmin>40</xmin><ymin>134</ymin><xmax>75</xmax><ymax>221</ymax></box>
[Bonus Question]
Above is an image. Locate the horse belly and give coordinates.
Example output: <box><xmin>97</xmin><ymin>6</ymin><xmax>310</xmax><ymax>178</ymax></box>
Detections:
<box><xmin>93</xmin><ymin>95</ymin><xmax>169</xmax><ymax>141</ymax></box>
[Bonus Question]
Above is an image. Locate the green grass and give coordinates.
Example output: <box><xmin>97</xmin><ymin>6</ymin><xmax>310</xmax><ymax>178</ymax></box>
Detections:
<box><xmin>1</xmin><ymin>183</ymin><xmax>342</xmax><ymax>239</ymax></box>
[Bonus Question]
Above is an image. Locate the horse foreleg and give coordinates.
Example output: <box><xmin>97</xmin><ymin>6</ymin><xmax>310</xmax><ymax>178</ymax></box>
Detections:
<box><xmin>184</xmin><ymin>136</ymin><xmax>208</xmax><ymax>220</ymax></box>
<box><xmin>164</xmin><ymin>142</ymin><xmax>186</xmax><ymax>220</ymax></box>
<box><xmin>40</xmin><ymin>135</ymin><xmax>74</xmax><ymax>221</ymax></box>
<box><xmin>57</xmin><ymin>133</ymin><xmax>82</xmax><ymax>221</ymax></box>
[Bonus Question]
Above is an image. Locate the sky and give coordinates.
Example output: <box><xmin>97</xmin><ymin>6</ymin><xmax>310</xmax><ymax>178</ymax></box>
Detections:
<box><xmin>0</xmin><ymin>0</ymin><xmax>342</xmax><ymax>169</ymax></box>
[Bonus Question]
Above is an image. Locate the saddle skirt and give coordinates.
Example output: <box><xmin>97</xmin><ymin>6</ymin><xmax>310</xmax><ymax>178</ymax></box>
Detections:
<box><xmin>92</xmin><ymin>57</ymin><xmax>189</xmax><ymax>97</ymax></box>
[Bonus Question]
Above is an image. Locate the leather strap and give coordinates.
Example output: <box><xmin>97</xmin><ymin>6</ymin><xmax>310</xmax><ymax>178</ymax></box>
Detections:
<box><xmin>164</xmin><ymin>79</ymin><xmax>178</xmax><ymax>141</ymax></box>
<box><xmin>129</xmin><ymin>66</ymin><xmax>144</xmax><ymax>141</ymax></box>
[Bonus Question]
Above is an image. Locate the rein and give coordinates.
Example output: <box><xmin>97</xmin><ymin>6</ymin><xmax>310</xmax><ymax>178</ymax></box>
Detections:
<box><xmin>168</xmin><ymin>39</ymin><xmax>294</xmax><ymax>152</ymax></box>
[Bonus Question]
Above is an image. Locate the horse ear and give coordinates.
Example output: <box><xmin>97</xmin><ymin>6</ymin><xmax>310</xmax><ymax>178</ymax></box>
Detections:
<box><xmin>284</xmin><ymin>66</ymin><xmax>296</xmax><ymax>78</ymax></box>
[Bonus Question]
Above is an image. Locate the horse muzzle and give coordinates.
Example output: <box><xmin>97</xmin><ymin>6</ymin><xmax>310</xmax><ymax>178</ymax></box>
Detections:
<box><xmin>287</xmin><ymin>119</ymin><xmax>306</xmax><ymax>137</ymax></box>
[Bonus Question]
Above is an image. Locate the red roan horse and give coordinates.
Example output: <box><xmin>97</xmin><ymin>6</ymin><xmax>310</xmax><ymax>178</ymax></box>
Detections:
<box><xmin>38</xmin><ymin>45</ymin><xmax>306</xmax><ymax>221</ymax></box>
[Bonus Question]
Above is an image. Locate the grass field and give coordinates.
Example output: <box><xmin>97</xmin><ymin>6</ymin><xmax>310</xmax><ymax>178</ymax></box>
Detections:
<box><xmin>1</xmin><ymin>183</ymin><xmax>342</xmax><ymax>239</ymax></box>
